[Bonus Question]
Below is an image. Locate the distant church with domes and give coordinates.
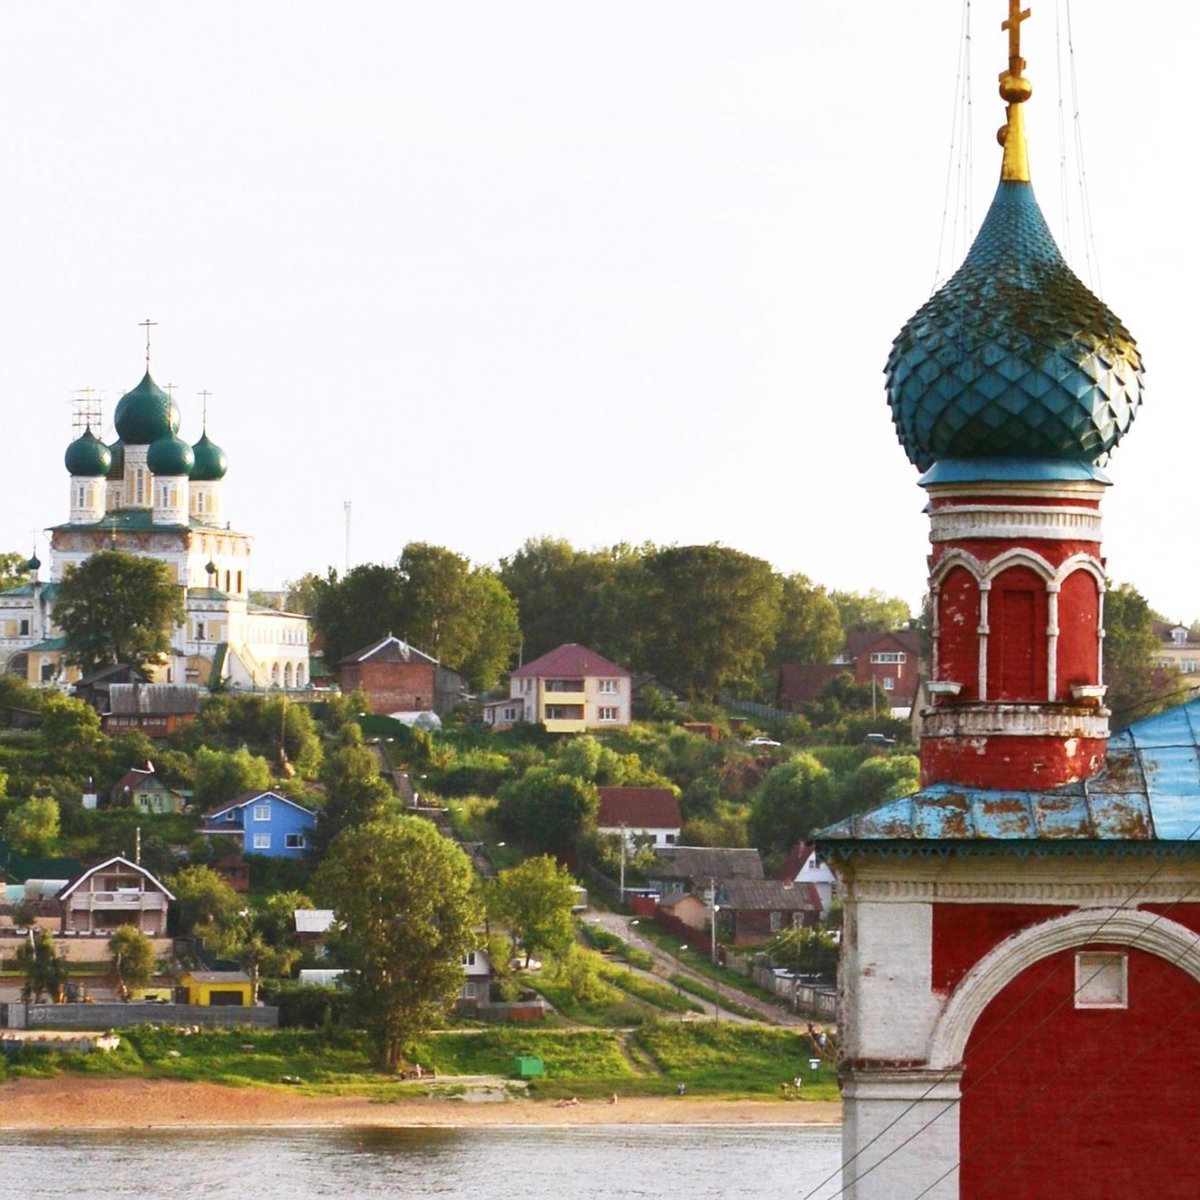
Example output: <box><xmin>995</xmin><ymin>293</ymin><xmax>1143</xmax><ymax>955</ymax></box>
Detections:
<box><xmin>0</xmin><ymin>359</ymin><xmax>309</xmax><ymax>691</ymax></box>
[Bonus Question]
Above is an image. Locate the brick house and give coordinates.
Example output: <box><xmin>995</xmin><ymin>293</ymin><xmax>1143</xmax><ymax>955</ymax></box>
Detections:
<box><xmin>777</xmin><ymin>627</ymin><xmax>924</xmax><ymax>717</ymax></box>
<box><xmin>596</xmin><ymin>786</ymin><xmax>682</xmax><ymax>849</ymax></box>
<box><xmin>336</xmin><ymin>634</ymin><xmax>465</xmax><ymax>716</ymax></box>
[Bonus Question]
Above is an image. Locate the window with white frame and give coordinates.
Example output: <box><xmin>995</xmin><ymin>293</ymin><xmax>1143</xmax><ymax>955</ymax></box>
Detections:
<box><xmin>1075</xmin><ymin>951</ymin><xmax>1127</xmax><ymax>1009</ymax></box>
<box><xmin>253</xmin><ymin>833</ymin><xmax>270</xmax><ymax>850</ymax></box>
<box><xmin>599</xmin><ymin>679</ymin><xmax>618</xmax><ymax>694</ymax></box>
<box><xmin>769</xmin><ymin>911</ymin><xmax>783</xmax><ymax>932</ymax></box>
<box><xmin>253</xmin><ymin>804</ymin><xmax>271</xmax><ymax>821</ymax></box>
<box><xmin>882</xmin><ymin>677</ymin><xmax>896</xmax><ymax>691</ymax></box>
<box><xmin>285</xmin><ymin>833</ymin><xmax>305</xmax><ymax>849</ymax></box>
<box><xmin>598</xmin><ymin>706</ymin><xmax>619</xmax><ymax>722</ymax></box>
<box><xmin>870</xmin><ymin>651</ymin><xmax>907</xmax><ymax>663</ymax></box>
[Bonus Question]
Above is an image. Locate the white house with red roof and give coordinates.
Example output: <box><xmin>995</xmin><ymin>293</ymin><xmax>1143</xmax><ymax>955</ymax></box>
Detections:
<box><xmin>596</xmin><ymin>786</ymin><xmax>682</xmax><ymax>849</ymax></box>
<box><xmin>499</xmin><ymin>642</ymin><xmax>631</xmax><ymax>733</ymax></box>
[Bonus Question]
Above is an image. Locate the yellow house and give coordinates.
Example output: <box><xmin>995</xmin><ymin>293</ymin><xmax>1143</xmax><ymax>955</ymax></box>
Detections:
<box><xmin>178</xmin><ymin>970</ymin><xmax>253</xmax><ymax>1006</ymax></box>
<box><xmin>502</xmin><ymin>643</ymin><xmax>632</xmax><ymax>733</ymax></box>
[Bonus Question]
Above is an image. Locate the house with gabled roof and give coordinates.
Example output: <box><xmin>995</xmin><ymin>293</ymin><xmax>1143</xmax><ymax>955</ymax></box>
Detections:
<box><xmin>716</xmin><ymin>878</ymin><xmax>821</xmax><ymax>946</ymax></box>
<box><xmin>336</xmin><ymin>633</ymin><xmax>466</xmax><ymax>717</ymax></box>
<box><xmin>112</xmin><ymin>762</ymin><xmax>185</xmax><ymax>814</ymax></box>
<box><xmin>58</xmin><ymin>855</ymin><xmax>173</xmax><ymax>936</ymax></box>
<box><xmin>645</xmin><ymin>845</ymin><xmax>763</xmax><ymax>899</ymax></box>
<box><xmin>498</xmin><ymin>643</ymin><xmax>631</xmax><ymax>733</ymax></box>
<box><xmin>201</xmin><ymin>790</ymin><xmax>315</xmax><ymax>859</ymax></box>
<box><xmin>597</xmin><ymin>786</ymin><xmax>682</xmax><ymax>849</ymax></box>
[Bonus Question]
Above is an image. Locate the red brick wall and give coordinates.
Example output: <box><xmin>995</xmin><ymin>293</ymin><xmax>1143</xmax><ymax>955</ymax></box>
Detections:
<box><xmin>960</xmin><ymin>944</ymin><xmax>1200</xmax><ymax>1197</ymax></box>
<box><xmin>339</xmin><ymin>661</ymin><xmax>436</xmax><ymax>713</ymax></box>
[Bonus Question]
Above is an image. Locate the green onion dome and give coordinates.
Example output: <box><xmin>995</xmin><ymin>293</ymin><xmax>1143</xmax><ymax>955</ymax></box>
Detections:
<box><xmin>885</xmin><ymin>180</ymin><xmax>1143</xmax><ymax>472</ymax></box>
<box><xmin>190</xmin><ymin>431</ymin><xmax>228</xmax><ymax>481</ymax></box>
<box><xmin>107</xmin><ymin>439</ymin><xmax>125</xmax><ymax>481</ymax></box>
<box><xmin>25</xmin><ymin>553</ymin><xmax>40</xmax><ymax>573</ymax></box>
<box><xmin>64</xmin><ymin>427</ymin><xmax>112</xmax><ymax>477</ymax></box>
<box><xmin>113</xmin><ymin>371</ymin><xmax>181</xmax><ymax>445</ymax></box>
<box><xmin>147</xmin><ymin>431</ymin><xmax>195</xmax><ymax>477</ymax></box>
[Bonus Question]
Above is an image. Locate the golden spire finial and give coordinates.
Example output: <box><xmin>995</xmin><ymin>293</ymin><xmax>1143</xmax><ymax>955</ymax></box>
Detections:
<box><xmin>997</xmin><ymin>1</ymin><xmax>1032</xmax><ymax>182</ymax></box>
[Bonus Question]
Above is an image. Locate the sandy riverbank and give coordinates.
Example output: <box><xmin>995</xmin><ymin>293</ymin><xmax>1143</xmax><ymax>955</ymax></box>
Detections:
<box><xmin>0</xmin><ymin>1077</ymin><xmax>841</xmax><ymax>1130</ymax></box>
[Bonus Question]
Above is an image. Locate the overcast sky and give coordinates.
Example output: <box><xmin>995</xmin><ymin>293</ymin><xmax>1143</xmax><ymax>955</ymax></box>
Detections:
<box><xmin>2</xmin><ymin>3</ymin><xmax>1195</xmax><ymax>620</ymax></box>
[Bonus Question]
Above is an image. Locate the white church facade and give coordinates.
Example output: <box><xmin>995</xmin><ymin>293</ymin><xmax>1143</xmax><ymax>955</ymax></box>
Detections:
<box><xmin>0</xmin><ymin>366</ymin><xmax>308</xmax><ymax>691</ymax></box>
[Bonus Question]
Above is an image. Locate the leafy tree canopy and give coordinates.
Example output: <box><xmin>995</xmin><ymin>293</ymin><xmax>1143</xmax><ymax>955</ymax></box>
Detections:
<box><xmin>54</xmin><ymin>550</ymin><xmax>185</xmax><ymax>675</ymax></box>
<box><xmin>193</xmin><ymin>745</ymin><xmax>273</xmax><ymax>809</ymax></box>
<box><xmin>109</xmin><ymin>925</ymin><xmax>157</xmax><ymax>998</ymax></box>
<box><xmin>495</xmin><ymin>767</ymin><xmax>599</xmax><ymax>859</ymax></box>
<box><xmin>311</xmin><ymin>725</ymin><xmax>396</xmax><ymax>856</ymax></box>
<box><xmin>748</xmin><ymin>754</ymin><xmax>835</xmax><ymax>865</ymax></box>
<box><xmin>314</xmin><ymin>815</ymin><xmax>480</xmax><ymax>1069</ymax></box>
<box><xmin>7</xmin><ymin>795</ymin><xmax>60</xmax><ymax>857</ymax></box>
<box><xmin>489</xmin><ymin>855</ymin><xmax>578</xmax><ymax>966</ymax></box>
<box><xmin>641</xmin><ymin>544</ymin><xmax>782</xmax><ymax>700</ymax></box>
<box><xmin>167</xmin><ymin>864</ymin><xmax>241</xmax><ymax>939</ymax></box>
<box><xmin>313</xmin><ymin>544</ymin><xmax>520</xmax><ymax>690</ymax></box>
<box><xmin>0</xmin><ymin>550</ymin><xmax>32</xmax><ymax>589</ymax></box>
<box><xmin>829</xmin><ymin>588</ymin><xmax>912</xmax><ymax>636</ymax></box>
<box><xmin>772</xmin><ymin>574</ymin><xmax>844</xmax><ymax>667</ymax></box>
<box><xmin>1105</xmin><ymin>581</ymin><xmax>1176</xmax><ymax>726</ymax></box>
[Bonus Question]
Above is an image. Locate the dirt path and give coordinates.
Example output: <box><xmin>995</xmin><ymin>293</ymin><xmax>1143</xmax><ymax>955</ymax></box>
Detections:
<box><xmin>585</xmin><ymin>911</ymin><xmax>808</xmax><ymax>1028</ymax></box>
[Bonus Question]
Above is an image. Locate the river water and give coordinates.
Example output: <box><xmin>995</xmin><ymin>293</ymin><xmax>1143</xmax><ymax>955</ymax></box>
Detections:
<box><xmin>0</xmin><ymin>1125</ymin><xmax>842</xmax><ymax>1199</ymax></box>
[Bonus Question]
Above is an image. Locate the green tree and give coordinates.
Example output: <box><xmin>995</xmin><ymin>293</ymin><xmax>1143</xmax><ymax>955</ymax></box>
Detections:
<box><xmin>14</xmin><ymin>929</ymin><xmax>68</xmax><ymax>1002</ymax></box>
<box><xmin>281</xmin><ymin>572</ymin><xmax>323</xmax><ymax>616</ymax></box>
<box><xmin>1104</xmin><ymin>582</ymin><xmax>1175</xmax><ymax>726</ymax></box>
<box><xmin>54</xmin><ymin>550</ymin><xmax>185</xmax><ymax>674</ymax></box>
<box><xmin>313</xmin><ymin>563</ymin><xmax>405</xmax><ymax>666</ymax></box>
<box><xmin>0</xmin><ymin>550</ymin><xmax>32</xmax><ymax>589</ymax></box>
<box><xmin>748</xmin><ymin>755</ymin><xmax>835</xmax><ymax>864</ymax></box>
<box><xmin>168</xmin><ymin>864</ymin><xmax>241</xmax><ymax>939</ymax></box>
<box><xmin>108</xmin><ymin>925</ymin><xmax>157</xmax><ymax>999</ymax></box>
<box><xmin>835</xmin><ymin>754</ymin><xmax>921</xmax><ymax>822</ymax></box>
<box><xmin>500</xmin><ymin>537</ymin><xmax>649</xmax><ymax>667</ymax></box>
<box><xmin>39</xmin><ymin>694</ymin><xmax>102</xmax><ymax>748</ymax></box>
<box><xmin>7</xmin><ymin>796</ymin><xmax>60</xmax><ymax>856</ymax></box>
<box><xmin>495</xmin><ymin>767</ymin><xmax>599</xmax><ymax>858</ymax></box>
<box><xmin>641</xmin><ymin>545</ymin><xmax>782</xmax><ymax>699</ymax></box>
<box><xmin>314</xmin><ymin>815</ymin><xmax>480</xmax><ymax>1069</ymax></box>
<box><xmin>829</xmin><ymin>588</ymin><xmax>912</xmax><ymax>636</ymax></box>
<box><xmin>193</xmin><ymin>745</ymin><xmax>273</xmax><ymax>808</ymax></box>
<box><xmin>772</xmin><ymin>574</ymin><xmax>844</xmax><ymax>666</ymax></box>
<box><xmin>312</xmin><ymin>725</ymin><xmax>395</xmax><ymax>856</ymax></box>
<box><xmin>490</xmin><ymin>855</ymin><xmax>578</xmax><ymax>966</ymax></box>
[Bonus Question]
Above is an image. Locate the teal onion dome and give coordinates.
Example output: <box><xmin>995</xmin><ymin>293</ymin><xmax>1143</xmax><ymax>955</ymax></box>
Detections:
<box><xmin>147</xmin><ymin>431</ymin><xmax>195</xmax><ymax>476</ymax></box>
<box><xmin>25</xmin><ymin>553</ymin><xmax>40</xmax><ymax>573</ymax></box>
<box><xmin>190</xmin><ymin>431</ymin><xmax>228</xmax><ymax>481</ymax></box>
<box><xmin>113</xmin><ymin>371</ymin><xmax>181</xmax><ymax>445</ymax></box>
<box><xmin>64</xmin><ymin>427</ymin><xmax>112</xmax><ymax>477</ymax></box>
<box><xmin>107</xmin><ymin>439</ymin><xmax>125</xmax><ymax>481</ymax></box>
<box><xmin>885</xmin><ymin>180</ymin><xmax>1143</xmax><ymax>472</ymax></box>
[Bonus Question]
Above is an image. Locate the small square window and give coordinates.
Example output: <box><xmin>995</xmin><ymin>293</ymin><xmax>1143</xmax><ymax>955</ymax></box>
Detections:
<box><xmin>1075</xmin><ymin>951</ymin><xmax>1127</xmax><ymax>1009</ymax></box>
<box><xmin>285</xmin><ymin>832</ymin><xmax>305</xmax><ymax>849</ymax></box>
<box><xmin>253</xmin><ymin>833</ymin><xmax>270</xmax><ymax>850</ymax></box>
<box><xmin>253</xmin><ymin>804</ymin><xmax>271</xmax><ymax>821</ymax></box>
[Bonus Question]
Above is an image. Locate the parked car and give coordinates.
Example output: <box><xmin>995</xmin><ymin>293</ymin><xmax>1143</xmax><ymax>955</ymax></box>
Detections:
<box><xmin>863</xmin><ymin>733</ymin><xmax>898</xmax><ymax>747</ymax></box>
<box><xmin>747</xmin><ymin>736</ymin><xmax>782</xmax><ymax>747</ymax></box>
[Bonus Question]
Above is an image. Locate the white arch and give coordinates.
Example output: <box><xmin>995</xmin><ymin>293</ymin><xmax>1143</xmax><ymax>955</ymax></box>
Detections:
<box><xmin>930</xmin><ymin>549</ymin><xmax>987</xmax><ymax>587</ymax></box>
<box><xmin>981</xmin><ymin>545</ymin><xmax>1056</xmax><ymax>584</ymax></box>
<box><xmin>1054</xmin><ymin>553</ymin><xmax>1106</xmax><ymax>589</ymax></box>
<box><xmin>928</xmin><ymin>908</ymin><xmax>1200</xmax><ymax>1069</ymax></box>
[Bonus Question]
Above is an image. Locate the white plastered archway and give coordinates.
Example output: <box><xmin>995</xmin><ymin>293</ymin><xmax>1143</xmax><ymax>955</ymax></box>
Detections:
<box><xmin>927</xmin><ymin>907</ymin><xmax>1200</xmax><ymax>1070</ymax></box>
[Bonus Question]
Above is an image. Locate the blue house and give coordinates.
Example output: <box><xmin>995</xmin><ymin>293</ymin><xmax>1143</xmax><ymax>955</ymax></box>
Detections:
<box><xmin>201</xmin><ymin>791</ymin><xmax>315</xmax><ymax>859</ymax></box>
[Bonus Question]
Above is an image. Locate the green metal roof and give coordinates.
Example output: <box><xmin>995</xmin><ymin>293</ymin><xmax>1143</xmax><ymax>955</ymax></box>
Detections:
<box><xmin>113</xmin><ymin>371</ymin><xmax>181</xmax><ymax>445</ymax></box>
<box><xmin>886</xmin><ymin>180</ymin><xmax>1143</xmax><ymax>471</ymax></box>
<box><xmin>47</xmin><ymin>511</ymin><xmax>245</xmax><ymax>535</ymax></box>
<box><xmin>190</xmin><ymin>431</ymin><xmax>228</xmax><ymax>481</ymax></box>
<box><xmin>147</xmin><ymin>431</ymin><xmax>195</xmax><ymax>477</ymax></box>
<box><xmin>0</xmin><ymin>582</ymin><xmax>60</xmax><ymax>599</ymax></box>
<box><xmin>26</xmin><ymin>636</ymin><xmax>68</xmax><ymax>651</ymax></box>
<box><xmin>64</xmin><ymin>428</ymin><xmax>112</xmax><ymax>477</ymax></box>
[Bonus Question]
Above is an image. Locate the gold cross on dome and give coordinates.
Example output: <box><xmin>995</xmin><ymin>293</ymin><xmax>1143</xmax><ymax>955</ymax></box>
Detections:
<box><xmin>1003</xmin><ymin>2</ymin><xmax>1030</xmax><ymax>73</ymax></box>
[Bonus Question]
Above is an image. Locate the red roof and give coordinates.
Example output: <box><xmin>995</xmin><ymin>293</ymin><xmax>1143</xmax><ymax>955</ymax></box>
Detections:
<box><xmin>510</xmin><ymin>642</ymin><xmax>630</xmax><ymax>680</ymax></box>
<box><xmin>597</xmin><ymin>787</ymin><xmax>682</xmax><ymax>830</ymax></box>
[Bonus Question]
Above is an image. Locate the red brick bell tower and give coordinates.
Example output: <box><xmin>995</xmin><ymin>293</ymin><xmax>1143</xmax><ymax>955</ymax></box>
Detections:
<box><xmin>919</xmin><ymin>462</ymin><xmax>1110</xmax><ymax>790</ymax></box>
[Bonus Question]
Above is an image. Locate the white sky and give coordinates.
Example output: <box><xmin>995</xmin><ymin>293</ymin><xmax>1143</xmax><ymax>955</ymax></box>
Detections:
<box><xmin>2</xmin><ymin>3</ymin><xmax>1195</xmax><ymax>620</ymax></box>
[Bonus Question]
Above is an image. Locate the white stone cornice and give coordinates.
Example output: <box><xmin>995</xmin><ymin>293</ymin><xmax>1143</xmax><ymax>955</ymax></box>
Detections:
<box><xmin>845</xmin><ymin>879</ymin><xmax>1200</xmax><ymax>905</ymax></box>
<box><xmin>921</xmin><ymin>703</ymin><xmax>1108</xmax><ymax>739</ymax></box>
<box><xmin>930</xmin><ymin>504</ymin><xmax>1103</xmax><ymax>543</ymax></box>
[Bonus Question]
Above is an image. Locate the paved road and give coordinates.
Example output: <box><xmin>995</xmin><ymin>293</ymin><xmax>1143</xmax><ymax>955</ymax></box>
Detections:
<box><xmin>583</xmin><ymin>910</ymin><xmax>807</xmax><ymax>1028</ymax></box>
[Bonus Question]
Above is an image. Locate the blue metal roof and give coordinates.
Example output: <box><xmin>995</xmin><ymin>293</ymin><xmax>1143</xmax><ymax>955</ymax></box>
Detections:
<box><xmin>817</xmin><ymin>699</ymin><xmax>1200</xmax><ymax>848</ymax></box>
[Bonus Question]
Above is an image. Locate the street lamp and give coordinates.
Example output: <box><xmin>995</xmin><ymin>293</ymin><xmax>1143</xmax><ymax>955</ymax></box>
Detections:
<box><xmin>710</xmin><ymin>904</ymin><xmax>721</xmax><ymax>1025</ymax></box>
